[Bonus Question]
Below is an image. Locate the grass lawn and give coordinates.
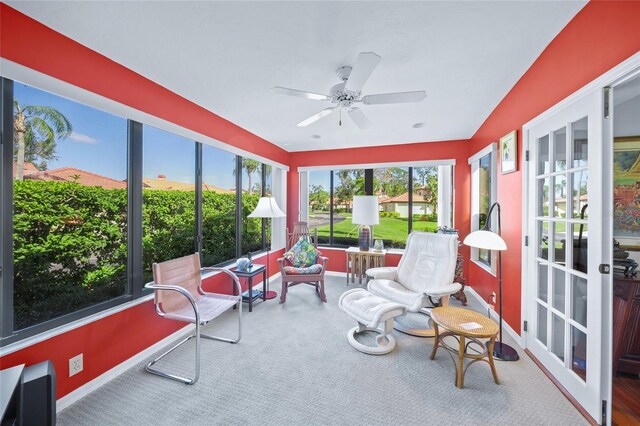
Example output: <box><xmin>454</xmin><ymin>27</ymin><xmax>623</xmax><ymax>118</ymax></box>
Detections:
<box><xmin>315</xmin><ymin>214</ymin><xmax>437</xmax><ymax>245</ymax></box>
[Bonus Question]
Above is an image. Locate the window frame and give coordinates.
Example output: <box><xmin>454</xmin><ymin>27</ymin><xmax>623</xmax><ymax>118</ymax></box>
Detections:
<box><xmin>469</xmin><ymin>142</ymin><xmax>498</xmax><ymax>275</ymax></box>
<box><xmin>301</xmin><ymin>160</ymin><xmax>455</xmax><ymax>249</ymax></box>
<box><xmin>0</xmin><ymin>77</ymin><xmax>285</xmax><ymax>347</ymax></box>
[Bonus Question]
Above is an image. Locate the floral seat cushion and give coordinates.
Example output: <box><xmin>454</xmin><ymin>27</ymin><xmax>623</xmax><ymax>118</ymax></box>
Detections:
<box><xmin>284</xmin><ymin>264</ymin><xmax>323</xmax><ymax>275</ymax></box>
<box><xmin>283</xmin><ymin>237</ymin><xmax>321</xmax><ymax>267</ymax></box>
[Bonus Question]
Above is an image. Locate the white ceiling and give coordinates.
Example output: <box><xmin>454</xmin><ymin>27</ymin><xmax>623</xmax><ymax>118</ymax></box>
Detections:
<box><xmin>8</xmin><ymin>1</ymin><xmax>586</xmax><ymax>152</ymax></box>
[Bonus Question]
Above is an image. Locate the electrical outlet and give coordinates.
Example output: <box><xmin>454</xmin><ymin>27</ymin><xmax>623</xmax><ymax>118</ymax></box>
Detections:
<box><xmin>69</xmin><ymin>353</ymin><xmax>83</xmax><ymax>377</ymax></box>
<box><xmin>491</xmin><ymin>292</ymin><xmax>497</xmax><ymax>304</ymax></box>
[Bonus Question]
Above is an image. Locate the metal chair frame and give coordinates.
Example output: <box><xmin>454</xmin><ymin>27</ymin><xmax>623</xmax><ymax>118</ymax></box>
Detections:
<box><xmin>145</xmin><ymin>261</ymin><xmax>243</xmax><ymax>385</ymax></box>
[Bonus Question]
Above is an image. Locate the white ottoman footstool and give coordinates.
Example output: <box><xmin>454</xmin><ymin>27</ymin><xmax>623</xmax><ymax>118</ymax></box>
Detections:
<box><xmin>338</xmin><ymin>288</ymin><xmax>407</xmax><ymax>355</ymax></box>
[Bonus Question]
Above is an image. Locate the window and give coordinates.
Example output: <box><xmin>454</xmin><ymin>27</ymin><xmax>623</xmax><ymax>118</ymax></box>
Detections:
<box><xmin>11</xmin><ymin>81</ymin><xmax>128</xmax><ymax>331</ymax></box>
<box><xmin>375</xmin><ymin>167</ymin><xmax>410</xmax><ymax>248</ymax></box>
<box><xmin>469</xmin><ymin>143</ymin><xmax>497</xmax><ymax>272</ymax></box>
<box><xmin>201</xmin><ymin>145</ymin><xmax>236</xmax><ymax>266</ymax></box>
<box><xmin>332</xmin><ymin>169</ymin><xmax>365</xmax><ymax>246</ymax></box>
<box><xmin>1</xmin><ymin>77</ymin><xmax>287</xmax><ymax>346</ymax></box>
<box><xmin>142</xmin><ymin>126</ymin><xmax>196</xmax><ymax>283</ymax></box>
<box><xmin>304</xmin><ymin>163</ymin><xmax>453</xmax><ymax>249</ymax></box>
<box><xmin>241</xmin><ymin>159</ymin><xmax>265</xmax><ymax>256</ymax></box>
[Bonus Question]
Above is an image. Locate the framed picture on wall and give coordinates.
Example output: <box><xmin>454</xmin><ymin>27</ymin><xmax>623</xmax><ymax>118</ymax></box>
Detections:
<box><xmin>500</xmin><ymin>130</ymin><xmax>517</xmax><ymax>174</ymax></box>
<box><xmin>614</xmin><ymin>136</ymin><xmax>640</xmax><ymax>250</ymax></box>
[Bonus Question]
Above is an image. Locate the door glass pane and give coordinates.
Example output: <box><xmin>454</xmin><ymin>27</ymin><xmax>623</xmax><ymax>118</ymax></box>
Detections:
<box><xmin>552</xmin><ymin>267</ymin><xmax>565</xmax><ymax>313</ymax></box>
<box><xmin>552</xmin><ymin>313</ymin><xmax>565</xmax><ymax>361</ymax></box>
<box><xmin>572</xmin><ymin>223</ymin><xmax>588</xmax><ymax>273</ymax></box>
<box><xmin>552</xmin><ymin>222</ymin><xmax>566</xmax><ymax>265</ymax></box>
<box><xmin>553</xmin><ymin>174</ymin><xmax>567</xmax><ymax>218</ymax></box>
<box><xmin>553</xmin><ymin>127</ymin><xmax>567</xmax><ymax>172</ymax></box>
<box><xmin>537</xmin><ymin>262</ymin><xmax>548</xmax><ymax>302</ymax></box>
<box><xmin>572</xmin><ymin>117</ymin><xmax>588</xmax><ymax>168</ymax></box>
<box><xmin>571</xmin><ymin>275</ymin><xmax>588</xmax><ymax>327</ymax></box>
<box><xmin>571</xmin><ymin>326</ymin><xmax>587</xmax><ymax>381</ymax></box>
<box><xmin>538</xmin><ymin>177</ymin><xmax>550</xmax><ymax>216</ymax></box>
<box><xmin>537</xmin><ymin>303</ymin><xmax>548</xmax><ymax>346</ymax></box>
<box><xmin>538</xmin><ymin>134</ymin><xmax>550</xmax><ymax>175</ymax></box>
<box><xmin>538</xmin><ymin>221</ymin><xmax>549</xmax><ymax>260</ymax></box>
<box><xmin>572</xmin><ymin>169</ymin><xmax>588</xmax><ymax>218</ymax></box>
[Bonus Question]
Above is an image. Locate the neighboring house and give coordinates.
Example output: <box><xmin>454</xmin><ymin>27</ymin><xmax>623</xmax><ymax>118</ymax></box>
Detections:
<box><xmin>23</xmin><ymin>166</ymin><xmax>127</xmax><ymax>189</ymax></box>
<box><xmin>380</xmin><ymin>189</ymin><xmax>435</xmax><ymax>218</ymax></box>
<box><xmin>11</xmin><ymin>162</ymin><xmax>40</xmax><ymax>179</ymax></box>
<box><xmin>143</xmin><ymin>175</ymin><xmax>234</xmax><ymax>193</ymax></box>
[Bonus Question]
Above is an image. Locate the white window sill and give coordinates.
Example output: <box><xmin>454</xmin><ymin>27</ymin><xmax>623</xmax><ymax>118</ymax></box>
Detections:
<box><xmin>471</xmin><ymin>259</ymin><xmax>497</xmax><ymax>277</ymax></box>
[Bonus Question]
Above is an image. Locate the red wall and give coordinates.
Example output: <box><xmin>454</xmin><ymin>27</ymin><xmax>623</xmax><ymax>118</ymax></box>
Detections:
<box><xmin>0</xmin><ymin>250</ymin><xmax>282</xmax><ymax>399</ymax></box>
<box><xmin>288</xmin><ymin>139</ymin><xmax>472</xmax><ymax>278</ymax></box>
<box><xmin>467</xmin><ymin>1</ymin><xmax>640</xmax><ymax>334</ymax></box>
<box><xmin>0</xmin><ymin>4</ymin><xmax>288</xmax><ymax>399</ymax></box>
<box><xmin>0</xmin><ymin>4</ymin><xmax>290</xmax><ymax>165</ymax></box>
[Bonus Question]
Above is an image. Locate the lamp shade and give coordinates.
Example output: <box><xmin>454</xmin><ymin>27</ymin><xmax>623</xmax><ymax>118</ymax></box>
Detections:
<box><xmin>248</xmin><ymin>197</ymin><xmax>286</xmax><ymax>218</ymax></box>
<box><xmin>463</xmin><ymin>230</ymin><xmax>507</xmax><ymax>251</ymax></box>
<box><xmin>352</xmin><ymin>195</ymin><xmax>379</xmax><ymax>225</ymax></box>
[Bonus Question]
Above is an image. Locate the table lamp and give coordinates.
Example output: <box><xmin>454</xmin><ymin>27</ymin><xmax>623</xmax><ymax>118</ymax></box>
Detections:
<box><xmin>463</xmin><ymin>202</ymin><xmax>519</xmax><ymax>361</ymax></box>
<box><xmin>352</xmin><ymin>195</ymin><xmax>379</xmax><ymax>251</ymax></box>
<box><xmin>248</xmin><ymin>197</ymin><xmax>286</xmax><ymax>299</ymax></box>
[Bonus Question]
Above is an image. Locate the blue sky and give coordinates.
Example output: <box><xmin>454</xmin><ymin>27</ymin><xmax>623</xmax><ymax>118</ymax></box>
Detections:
<box><xmin>15</xmin><ymin>82</ymin><xmax>256</xmax><ymax>190</ymax></box>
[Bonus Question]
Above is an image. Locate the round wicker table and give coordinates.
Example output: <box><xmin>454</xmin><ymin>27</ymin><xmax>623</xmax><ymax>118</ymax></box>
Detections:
<box><xmin>430</xmin><ymin>307</ymin><xmax>500</xmax><ymax>389</ymax></box>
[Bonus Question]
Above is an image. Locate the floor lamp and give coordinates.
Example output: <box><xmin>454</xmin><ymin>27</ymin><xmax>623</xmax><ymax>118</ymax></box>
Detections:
<box><xmin>248</xmin><ymin>197</ymin><xmax>286</xmax><ymax>300</ymax></box>
<box><xmin>463</xmin><ymin>202</ymin><xmax>519</xmax><ymax>361</ymax></box>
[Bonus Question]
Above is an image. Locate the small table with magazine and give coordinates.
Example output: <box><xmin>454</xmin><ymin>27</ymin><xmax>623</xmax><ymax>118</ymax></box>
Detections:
<box><xmin>430</xmin><ymin>307</ymin><xmax>500</xmax><ymax>389</ymax></box>
<box><xmin>233</xmin><ymin>264</ymin><xmax>267</xmax><ymax>313</ymax></box>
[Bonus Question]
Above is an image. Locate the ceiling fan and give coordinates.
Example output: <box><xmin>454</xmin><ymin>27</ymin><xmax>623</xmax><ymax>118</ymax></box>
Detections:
<box><xmin>271</xmin><ymin>52</ymin><xmax>427</xmax><ymax>129</ymax></box>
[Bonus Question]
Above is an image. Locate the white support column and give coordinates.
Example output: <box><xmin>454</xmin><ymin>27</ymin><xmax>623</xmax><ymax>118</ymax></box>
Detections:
<box><xmin>437</xmin><ymin>165</ymin><xmax>453</xmax><ymax>228</ymax></box>
<box><xmin>271</xmin><ymin>167</ymin><xmax>287</xmax><ymax>250</ymax></box>
<box><xmin>299</xmin><ymin>170</ymin><xmax>309</xmax><ymax>223</ymax></box>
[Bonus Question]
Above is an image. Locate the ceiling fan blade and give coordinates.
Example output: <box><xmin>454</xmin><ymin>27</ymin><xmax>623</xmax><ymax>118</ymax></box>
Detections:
<box><xmin>344</xmin><ymin>52</ymin><xmax>381</xmax><ymax>93</ymax></box>
<box><xmin>362</xmin><ymin>91</ymin><xmax>427</xmax><ymax>105</ymax></box>
<box><xmin>348</xmin><ymin>108</ymin><xmax>372</xmax><ymax>129</ymax></box>
<box><xmin>271</xmin><ymin>86</ymin><xmax>331</xmax><ymax>101</ymax></box>
<box><xmin>296</xmin><ymin>107</ymin><xmax>336</xmax><ymax>127</ymax></box>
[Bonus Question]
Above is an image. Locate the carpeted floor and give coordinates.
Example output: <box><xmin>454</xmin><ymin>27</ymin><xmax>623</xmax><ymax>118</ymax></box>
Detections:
<box><xmin>58</xmin><ymin>274</ymin><xmax>587</xmax><ymax>425</ymax></box>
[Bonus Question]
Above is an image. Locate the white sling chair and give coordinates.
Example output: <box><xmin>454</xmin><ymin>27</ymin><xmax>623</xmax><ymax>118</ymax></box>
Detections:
<box><xmin>145</xmin><ymin>253</ymin><xmax>243</xmax><ymax>384</ymax></box>
<box><xmin>367</xmin><ymin>232</ymin><xmax>462</xmax><ymax>337</ymax></box>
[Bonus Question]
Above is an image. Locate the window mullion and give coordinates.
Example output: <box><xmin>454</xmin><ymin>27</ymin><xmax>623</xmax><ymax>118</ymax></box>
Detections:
<box><xmin>235</xmin><ymin>156</ymin><xmax>243</xmax><ymax>259</ymax></box>
<box><xmin>195</xmin><ymin>142</ymin><xmax>203</xmax><ymax>258</ymax></box>
<box><xmin>127</xmin><ymin>120</ymin><xmax>143</xmax><ymax>298</ymax></box>
<box><xmin>408</xmin><ymin>167</ymin><xmax>414</xmax><ymax>234</ymax></box>
<box><xmin>0</xmin><ymin>78</ymin><xmax>14</xmax><ymax>339</ymax></box>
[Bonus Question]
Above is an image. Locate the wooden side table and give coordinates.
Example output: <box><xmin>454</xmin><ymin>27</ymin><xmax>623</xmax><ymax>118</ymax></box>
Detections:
<box><xmin>430</xmin><ymin>307</ymin><xmax>500</xmax><ymax>389</ymax></box>
<box><xmin>345</xmin><ymin>247</ymin><xmax>386</xmax><ymax>286</ymax></box>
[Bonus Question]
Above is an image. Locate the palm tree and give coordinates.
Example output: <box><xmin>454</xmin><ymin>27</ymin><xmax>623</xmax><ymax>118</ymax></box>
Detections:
<box><xmin>241</xmin><ymin>158</ymin><xmax>261</xmax><ymax>195</ymax></box>
<box><xmin>13</xmin><ymin>101</ymin><xmax>72</xmax><ymax>179</ymax></box>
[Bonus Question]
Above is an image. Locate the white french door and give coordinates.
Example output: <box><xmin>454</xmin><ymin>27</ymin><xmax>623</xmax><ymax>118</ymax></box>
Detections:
<box><xmin>526</xmin><ymin>89</ymin><xmax>606</xmax><ymax>423</ymax></box>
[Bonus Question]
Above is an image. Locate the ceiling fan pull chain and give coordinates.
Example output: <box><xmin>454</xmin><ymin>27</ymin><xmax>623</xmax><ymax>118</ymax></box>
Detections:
<box><xmin>339</xmin><ymin>108</ymin><xmax>342</xmax><ymax>126</ymax></box>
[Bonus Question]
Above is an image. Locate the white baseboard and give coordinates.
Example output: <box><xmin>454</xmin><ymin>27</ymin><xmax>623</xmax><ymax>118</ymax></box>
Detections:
<box><xmin>56</xmin><ymin>324</ymin><xmax>195</xmax><ymax>412</ymax></box>
<box><xmin>465</xmin><ymin>287</ymin><xmax>524</xmax><ymax>348</ymax></box>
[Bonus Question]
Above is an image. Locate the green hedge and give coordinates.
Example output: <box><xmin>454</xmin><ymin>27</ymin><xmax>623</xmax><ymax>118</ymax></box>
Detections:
<box><xmin>12</xmin><ymin>181</ymin><xmax>261</xmax><ymax>330</ymax></box>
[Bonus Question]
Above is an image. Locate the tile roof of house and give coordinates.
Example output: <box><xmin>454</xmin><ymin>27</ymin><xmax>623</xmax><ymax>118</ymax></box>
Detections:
<box><xmin>11</xmin><ymin>162</ymin><xmax>40</xmax><ymax>179</ymax></box>
<box><xmin>379</xmin><ymin>192</ymin><xmax>433</xmax><ymax>204</ymax></box>
<box><xmin>24</xmin><ymin>167</ymin><xmax>127</xmax><ymax>189</ymax></box>
<box><xmin>143</xmin><ymin>177</ymin><xmax>234</xmax><ymax>193</ymax></box>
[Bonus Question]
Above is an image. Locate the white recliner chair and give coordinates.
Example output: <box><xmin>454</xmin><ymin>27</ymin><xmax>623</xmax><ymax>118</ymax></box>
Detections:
<box><xmin>367</xmin><ymin>232</ymin><xmax>462</xmax><ymax>337</ymax></box>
